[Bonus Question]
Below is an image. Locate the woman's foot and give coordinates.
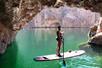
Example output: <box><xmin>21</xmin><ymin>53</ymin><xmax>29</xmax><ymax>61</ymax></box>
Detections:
<box><xmin>57</xmin><ymin>54</ymin><xmax>62</xmax><ymax>57</ymax></box>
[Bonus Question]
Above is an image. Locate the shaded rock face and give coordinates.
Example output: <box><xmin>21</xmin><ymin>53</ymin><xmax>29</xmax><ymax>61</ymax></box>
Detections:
<box><xmin>0</xmin><ymin>23</ymin><xmax>15</xmax><ymax>54</ymax></box>
<box><xmin>0</xmin><ymin>0</ymin><xmax>20</xmax><ymax>54</ymax></box>
<box><xmin>25</xmin><ymin>6</ymin><xmax>100</xmax><ymax>28</ymax></box>
<box><xmin>89</xmin><ymin>33</ymin><xmax>102</xmax><ymax>45</ymax></box>
<box><xmin>92</xmin><ymin>2</ymin><xmax>102</xmax><ymax>16</ymax></box>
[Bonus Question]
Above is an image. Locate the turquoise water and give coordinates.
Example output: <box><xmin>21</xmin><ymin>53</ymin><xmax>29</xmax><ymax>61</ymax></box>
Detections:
<box><xmin>0</xmin><ymin>28</ymin><xmax>102</xmax><ymax>68</ymax></box>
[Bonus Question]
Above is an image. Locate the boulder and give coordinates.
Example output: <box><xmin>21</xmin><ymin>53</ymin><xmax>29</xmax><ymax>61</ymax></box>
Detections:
<box><xmin>89</xmin><ymin>32</ymin><xmax>102</xmax><ymax>45</ymax></box>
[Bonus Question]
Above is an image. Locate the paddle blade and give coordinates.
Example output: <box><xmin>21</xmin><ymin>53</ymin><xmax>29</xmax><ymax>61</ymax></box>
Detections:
<box><xmin>63</xmin><ymin>60</ymin><xmax>66</xmax><ymax>66</ymax></box>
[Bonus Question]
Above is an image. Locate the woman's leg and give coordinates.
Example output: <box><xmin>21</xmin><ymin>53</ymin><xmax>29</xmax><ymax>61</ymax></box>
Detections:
<box><xmin>56</xmin><ymin>40</ymin><xmax>61</xmax><ymax>56</ymax></box>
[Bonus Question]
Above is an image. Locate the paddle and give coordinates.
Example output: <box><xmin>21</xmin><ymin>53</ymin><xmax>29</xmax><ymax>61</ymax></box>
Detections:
<box><xmin>62</xmin><ymin>37</ymin><xmax>66</xmax><ymax>66</ymax></box>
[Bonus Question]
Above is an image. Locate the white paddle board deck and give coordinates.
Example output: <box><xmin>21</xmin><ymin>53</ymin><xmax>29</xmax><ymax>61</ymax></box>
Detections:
<box><xmin>33</xmin><ymin>50</ymin><xmax>85</xmax><ymax>61</ymax></box>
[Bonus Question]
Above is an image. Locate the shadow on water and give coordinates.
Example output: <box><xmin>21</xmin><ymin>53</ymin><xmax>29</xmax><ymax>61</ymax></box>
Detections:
<box><xmin>79</xmin><ymin>43</ymin><xmax>102</xmax><ymax>56</ymax></box>
<box><xmin>0</xmin><ymin>41</ymin><xmax>18</xmax><ymax>68</ymax></box>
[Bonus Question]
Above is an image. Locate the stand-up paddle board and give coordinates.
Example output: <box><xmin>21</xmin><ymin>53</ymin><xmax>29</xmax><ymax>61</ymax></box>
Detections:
<box><xmin>33</xmin><ymin>50</ymin><xmax>85</xmax><ymax>61</ymax></box>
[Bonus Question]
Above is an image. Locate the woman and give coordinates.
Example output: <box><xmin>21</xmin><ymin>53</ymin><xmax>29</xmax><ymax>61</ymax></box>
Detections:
<box><xmin>56</xmin><ymin>25</ymin><xmax>63</xmax><ymax>57</ymax></box>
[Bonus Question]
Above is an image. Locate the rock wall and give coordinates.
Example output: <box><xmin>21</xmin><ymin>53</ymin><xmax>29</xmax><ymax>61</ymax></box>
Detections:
<box><xmin>0</xmin><ymin>23</ymin><xmax>15</xmax><ymax>54</ymax></box>
<box><xmin>25</xmin><ymin>6</ymin><xmax>100</xmax><ymax>28</ymax></box>
<box><xmin>0</xmin><ymin>0</ymin><xmax>18</xmax><ymax>54</ymax></box>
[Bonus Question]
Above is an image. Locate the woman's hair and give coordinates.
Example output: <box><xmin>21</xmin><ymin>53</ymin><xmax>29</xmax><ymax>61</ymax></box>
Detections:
<box><xmin>58</xmin><ymin>25</ymin><xmax>61</xmax><ymax>30</ymax></box>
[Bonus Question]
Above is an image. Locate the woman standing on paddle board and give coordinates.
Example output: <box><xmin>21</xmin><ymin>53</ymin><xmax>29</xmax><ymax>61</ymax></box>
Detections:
<box><xmin>56</xmin><ymin>25</ymin><xmax>63</xmax><ymax>57</ymax></box>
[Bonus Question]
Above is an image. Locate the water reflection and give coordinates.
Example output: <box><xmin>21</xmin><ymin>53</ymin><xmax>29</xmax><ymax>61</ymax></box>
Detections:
<box><xmin>23</xmin><ymin>28</ymin><xmax>89</xmax><ymax>42</ymax></box>
<box><xmin>66</xmin><ymin>55</ymin><xmax>100</xmax><ymax>68</ymax></box>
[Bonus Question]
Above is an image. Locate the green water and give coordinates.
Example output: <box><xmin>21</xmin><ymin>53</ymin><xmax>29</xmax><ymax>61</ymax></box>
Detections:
<box><xmin>0</xmin><ymin>28</ymin><xmax>102</xmax><ymax>68</ymax></box>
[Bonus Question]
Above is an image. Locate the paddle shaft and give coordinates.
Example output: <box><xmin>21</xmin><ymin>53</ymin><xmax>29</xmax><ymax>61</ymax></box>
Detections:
<box><xmin>62</xmin><ymin>37</ymin><xmax>66</xmax><ymax>66</ymax></box>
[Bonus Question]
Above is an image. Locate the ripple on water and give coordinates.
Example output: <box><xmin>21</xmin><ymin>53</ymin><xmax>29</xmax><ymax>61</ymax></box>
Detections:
<box><xmin>61</xmin><ymin>55</ymin><xmax>100</xmax><ymax>68</ymax></box>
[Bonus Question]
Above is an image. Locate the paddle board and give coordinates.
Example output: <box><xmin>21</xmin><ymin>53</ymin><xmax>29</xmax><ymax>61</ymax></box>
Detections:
<box><xmin>33</xmin><ymin>50</ymin><xmax>85</xmax><ymax>61</ymax></box>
